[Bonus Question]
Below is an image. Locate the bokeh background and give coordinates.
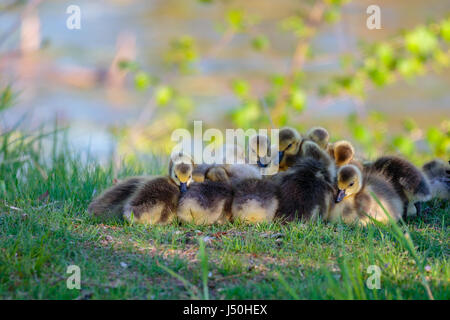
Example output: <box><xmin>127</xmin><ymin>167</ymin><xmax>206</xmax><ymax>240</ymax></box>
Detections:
<box><xmin>0</xmin><ymin>0</ymin><xmax>449</xmax><ymax>164</ymax></box>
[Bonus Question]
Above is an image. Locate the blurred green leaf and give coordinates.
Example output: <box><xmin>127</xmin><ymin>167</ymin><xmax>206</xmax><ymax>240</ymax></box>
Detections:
<box><xmin>440</xmin><ymin>18</ymin><xmax>450</xmax><ymax>42</ymax></box>
<box><xmin>289</xmin><ymin>89</ymin><xmax>306</xmax><ymax>111</ymax></box>
<box><xmin>227</xmin><ymin>9</ymin><xmax>245</xmax><ymax>31</ymax></box>
<box><xmin>426</xmin><ymin>127</ymin><xmax>443</xmax><ymax>145</ymax></box>
<box><xmin>118</xmin><ymin>60</ymin><xmax>140</xmax><ymax>72</ymax></box>
<box><xmin>155</xmin><ymin>86</ymin><xmax>173</xmax><ymax>106</ymax></box>
<box><xmin>353</xmin><ymin>124</ymin><xmax>372</xmax><ymax>145</ymax></box>
<box><xmin>403</xmin><ymin>118</ymin><xmax>417</xmax><ymax>133</ymax></box>
<box><xmin>134</xmin><ymin>72</ymin><xmax>152</xmax><ymax>91</ymax></box>
<box><xmin>405</xmin><ymin>26</ymin><xmax>438</xmax><ymax>57</ymax></box>
<box><xmin>280</xmin><ymin>16</ymin><xmax>309</xmax><ymax>37</ymax></box>
<box><xmin>376</xmin><ymin>43</ymin><xmax>395</xmax><ymax>69</ymax></box>
<box><xmin>174</xmin><ymin>96</ymin><xmax>194</xmax><ymax>113</ymax></box>
<box><xmin>432</xmin><ymin>49</ymin><xmax>450</xmax><ymax>68</ymax></box>
<box><xmin>231</xmin><ymin>101</ymin><xmax>260</xmax><ymax>128</ymax></box>
<box><xmin>164</xmin><ymin>36</ymin><xmax>198</xmax><ymax>73</ymax></box>
<box><xmin>392</xmin><ymin>135</ymin><xmax>415</xmax><ymax>156</ymax></box>
<box><xmin>0</xmin><ymin>85</ymin><xmax>16</xmax><ymax>112</ymax></box>
<box><xmin>324</xmin><ymin>7</ymin><xmax>341</xmax><ymax>24</ymax></box>
<box><xmin>398</xmin><ymin>58</ymin><xmax>424</xmax><ymax>78</ymax></box>
<box><xmin>232</xmin><ymin>80</ymin><xmax>250</xmax><ymax>99</ymax></box>
<box><xmin>251</xmin><ymin>35</ymin><xmax>270</xmax><ymax>51</ymax></box>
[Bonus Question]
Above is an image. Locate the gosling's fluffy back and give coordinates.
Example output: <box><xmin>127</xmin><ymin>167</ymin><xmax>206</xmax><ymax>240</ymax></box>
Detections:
<box><xmin>232</xmin><ymin>178</ymin><xmax>279</xmax><ymax>223</ymax></box>
<box><xmin>123</xmin><ymin>176</ymin><xmax>180</xmax><ymax>225</ymax></box>
<box><xmin>88</xmin><ymin>177</ymin><xmax>146</xmax><ymax>219</ymax></box>
<box><xmin>369</xmin><ymin>156</ymin><xmax>431</xmax><ymax>203</ymax></box>
<box><xmin>276</xmin><ymin>158</ymin><xmax>335</xmax><ymax>221</ymax></box>
<box><xmin>356</xmin><ymin>173</ymin><xmax>404</xmax><ymax>224</ymax></box>
<box><xmin>177</xmin><ymin>180</ymin><xmax>233</xmax><ymax>225</ymax></box>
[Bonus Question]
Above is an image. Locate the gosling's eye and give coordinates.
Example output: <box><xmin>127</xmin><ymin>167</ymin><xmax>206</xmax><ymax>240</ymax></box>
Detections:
<box><xmin>175</xmin><ymin>174</ymin><xmax>179</xmax><ymax>179</ymax></box>
<box><xmin>287</xmin><ymin>143</ymin><xmax>292</xmax><ymax>149</ymax></box>
<box><xmin>349</xmin><ymin>182</ymin><xmax>354</xmax><ymax>187</ymax></box>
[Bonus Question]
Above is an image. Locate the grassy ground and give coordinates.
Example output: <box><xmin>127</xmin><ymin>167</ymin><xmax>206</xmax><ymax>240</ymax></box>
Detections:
<box><xmin>0</xmin><ymin>131</ymin><xmax>448</xmax><ymax>300</ymax></box>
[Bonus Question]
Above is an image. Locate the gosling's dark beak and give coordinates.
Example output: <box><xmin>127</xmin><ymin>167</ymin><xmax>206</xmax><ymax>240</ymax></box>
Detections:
<box><xmin>180</xmin><ymin>182</ymin><xmax>187</xmax><ymax>194</ymax></box>
<box><xmin>336</xmin><ymin>189</ymin><xmax>346</xmax><ymax>203</ymax></box>
<box><xmin>257</xmin><ymin>158</ymin><xmax>268</xmax><ymax>168</ymax></box>
<box><xmin>278</xmin><ymin>151</ymin><xmax>284</xmax><ymax>163</ymax></box>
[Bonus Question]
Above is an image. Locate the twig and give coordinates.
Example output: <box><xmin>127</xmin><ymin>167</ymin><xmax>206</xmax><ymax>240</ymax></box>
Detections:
<box><xmin>270</xmin><ymin>1</ymin><xmax>327</xmax><ymax>125</ymax></box>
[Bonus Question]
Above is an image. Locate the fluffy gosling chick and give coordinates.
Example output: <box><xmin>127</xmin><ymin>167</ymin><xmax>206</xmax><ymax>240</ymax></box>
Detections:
<box><xmin>368</xmin><ymin>156</ymin><xmax>431</xmax><ymax>217</ymax></box>
<box><xmin>276</xmin><ymin>157</ymin><xmax>335</xmax><ymax>221</ymax></box>
<box><xmin>122</xmin><ymin>152</ymin><xmax>194</xmax><ymax>225</ymax></box>
<box><xmin>191</xmin><ymin>136</ymin><xmax>266</xmax><ymax>184</ymax></box>
<box><xmin>177</xmin><ymin>180</ymin><xmax>233</xmax><ymax>225</ymax></box>
<box><xmin>422</xmin><ymin>159</ymin><xmax>450</xmax><ymax>200</ymax></box>
<box><xmin>192</xmin><ymin>163</ymin><xmax>213</xmax><ymax>183</ymax></box>
<box><xmin>299</xmin><ymin>140</ymin><xmax>337</xmax><ymax>180</ymax></box>
<box><xmin>328</xmin><ymin>164</ymin><xmax>403</xmax><ymax>225</ymax></box>
<box><xmin>327</xmin><ymin>140</ymin><xmax>355</xmax><ymax>167</ymax></box>
<box><xmin>205</xmin><ymin>163</ymin><xmax>261</xmax><ymax>184</ymax></box>
<box><xmin>249</xmin><ymin>134</ymin><xmax>279</xmax><ymax>176</ymax></box>
<box><xmin>278</xmin><ymin>127</ymin><xmax>303</xmax><ymax>171</ymax></box>
<box><xmin>231</xmin><ymin>178</ymin><xmax>279</xmax><ymax>223</ymax></box>
<box><xmin>305</xmin><ymin>126</ymin><xmax>330</xmax><ymax>149</ymax></box>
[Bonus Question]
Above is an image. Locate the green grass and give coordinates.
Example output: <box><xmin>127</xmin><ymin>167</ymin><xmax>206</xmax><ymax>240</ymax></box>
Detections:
<box><xmin>0</xmin><ymin>130</ymin><xmax>449</xmax><ymax>300</ymax></box>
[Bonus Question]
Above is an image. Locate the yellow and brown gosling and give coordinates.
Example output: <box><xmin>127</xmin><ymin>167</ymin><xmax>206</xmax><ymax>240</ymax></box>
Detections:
<box><xmin>366</xmin><ymin>156</ymin><xmax>431</xmax><ymax>217</ymax></box>
<box><xmin>422</xmin><ymin>159</ymin><xmax>450</xmax><ymax>200</ymax></box>
<box><xmin>120</xmin><ymin>152</ymin><xmax>195</xmax><ymax>225</ymax></box>
<box><xmin>278</xmin><ymin>127</ymin><xmax>303</xmax><ymax>171</ymax></box>
<box><xmin>327</xmin><ymin>164</ymin><xmax>403</xmax><ymax>225</ymax></box>
<box><xmin>231</xmin><ymin>178</ymin><xmax>279</xmax><ymax>223</ymax></box>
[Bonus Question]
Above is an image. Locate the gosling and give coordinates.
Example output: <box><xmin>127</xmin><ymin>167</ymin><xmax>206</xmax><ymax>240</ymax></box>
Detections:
<box><xmin>367</xmin><ymin>155</ymin><xmax>431</xmax><ymax>217</ymax></box>
<box><xmin>88</xmin><ymin>152</ymin><xmax>194</xmax><ymax>225</ymax></box>
<box><xmin>231</xmin><ymin>178</ymin><xmax>279</xmax><ymax>223</ymax></box>
<box><xmin>422</xmin><ymin>159</ymin><xmax>450</xmax><ymax>200</ymax></box>
<box><xmin>327</xmin><ymin>164</ymin><xmax>403</xmax><ymax>225</ymax></box>
<box><xmin>275</xmin><ymin>151</ymin><xmax>335</xmax><ymax>222</ymax></box>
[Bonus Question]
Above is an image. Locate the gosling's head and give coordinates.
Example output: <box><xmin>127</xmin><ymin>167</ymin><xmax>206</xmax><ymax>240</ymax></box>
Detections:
<box><xmin>333</xmin><ymin>140</ymin><xmax>355</xmax><ymax>167</ymax></box>
<box><xmin>336</xmin><ymin>164</ymin><xmax>362</xmax><ymax>202</ymax></box>
<box><xmin>423</xmin><ymin>159</ymin><xmax>450</xmax><ymax>178</ymax></box>
<box><xmin>249</xmin><ymin>134</ymin><xmax>271</xmax><ymax>167</ymax></box>
<box><xmin>278</xmin><ymin>127</ymin><xmax>302</xmax><ymax>163</ymax></box>
<box><xmin>169</xmin><ymin>152</ymin><xmax>194</xmax><ymax>193</ymax></box>
<box><xmin>306</xmin><ymin>127</ymin><xmax>329</xmax><ymax>149</ymax></box>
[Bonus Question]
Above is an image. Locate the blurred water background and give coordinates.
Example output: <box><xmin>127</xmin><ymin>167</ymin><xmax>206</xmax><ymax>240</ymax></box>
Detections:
<box><xmin>0</xmin><ymin>0</ymin><xmax>449</xmax><ymax>161</ymax></box>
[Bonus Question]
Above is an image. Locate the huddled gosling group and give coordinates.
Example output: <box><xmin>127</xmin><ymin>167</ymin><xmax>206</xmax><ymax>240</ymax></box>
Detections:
<box><xmin>88</xmin><ymin>126</ymin><xmax>449</xmax><ymax>227</ymax></box>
